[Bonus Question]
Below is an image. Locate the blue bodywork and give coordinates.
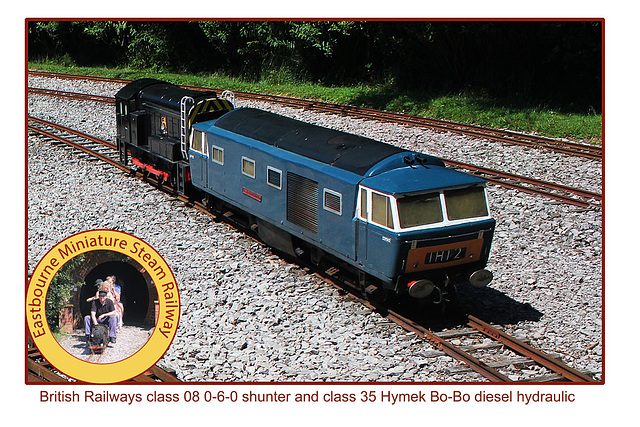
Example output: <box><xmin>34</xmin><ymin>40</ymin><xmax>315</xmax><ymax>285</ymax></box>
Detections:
<box><xmin>189</xmin><ymin>108</ymin><xmax>495</xmax><ymax>290</ymax></box>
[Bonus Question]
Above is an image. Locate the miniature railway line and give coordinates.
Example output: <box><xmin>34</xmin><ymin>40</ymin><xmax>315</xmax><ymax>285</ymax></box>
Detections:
<box><xmin>28</xmin><ymin>116</ymin><xmax>121</xmax><ymax>167</ymax></box>
<box><xmin>218</xmin><ymin>92</ymin><xmax>603</xmax><ymax>161</ymax></box>
<box><xmin>85</xmin><ymin>350</ymin><xmax>106</xmax><ymax>363</ymax></box>
<box><xmin>27</xmin><ymin>88</ymin><xmax>602</xmax><ymax>209</ymax></box>
<box><xmin>332</xmin><ymin>280</ymin><xmax>596</xmax><ymax>382</ymax></box>
<box><xmin>445</xmin><ymin>159</ymin><xmax>601</xmax><ymax>209</ymax></box>
<box><xmin>28</xmin><ymin>87</ymin><xmax>114</xmax><ymax>104</ymax></box>
<box><xmin>465</xmin><ymin>314</ymin><xmax>595</xmax><ymax>382</ymax></box>
<box><xmin>28</xmin><ymin>70</ymin><xmax>602</xmax><ymax>160</ymax></box>
<box><xmin>27</xmin><ymin>119</ymin><xmax>598</xmax><ymax>383</ymax></box>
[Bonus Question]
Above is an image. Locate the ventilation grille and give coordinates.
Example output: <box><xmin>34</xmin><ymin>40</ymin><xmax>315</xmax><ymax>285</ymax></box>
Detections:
<box><xmin>323</xmin><ymin>190</ymin><xmax>342</xmax><ymax>215</ymax></box>
<box><xmin>287</xmin><ymin>172</ymin><xmax>318</xmax><ymax>233</ymax></box>
<box><xmin>267</xmin><ymin>167</ymin><xmax>282</xmax><ymax>189</ymax></box>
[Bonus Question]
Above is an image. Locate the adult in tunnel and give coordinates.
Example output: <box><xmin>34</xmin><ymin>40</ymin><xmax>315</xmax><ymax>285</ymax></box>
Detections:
<box><xmin>84</xmin><ymin>285</ymin><xmax>118</xmax><ymax>344</ymax></box>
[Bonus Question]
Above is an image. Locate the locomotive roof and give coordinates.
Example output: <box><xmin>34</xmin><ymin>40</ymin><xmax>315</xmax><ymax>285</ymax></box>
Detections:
<box><xmin>115</xmin><ymin>79</ymin><xmax>218</xmax><ymax>110</ymax></box>
<box><xmin>115</xmin><ymin>78</ymin><xmax>165</xmax><ymax>101</ymax></box>
<box><xmin>213</xmin><ymin>108</ymin><xmax>408</xmax><ymax>176</ymax></box>
<box><xmin>361</xmin><ymin>161</ymin><xmax>486</xmax><ymax>196</ymax></box>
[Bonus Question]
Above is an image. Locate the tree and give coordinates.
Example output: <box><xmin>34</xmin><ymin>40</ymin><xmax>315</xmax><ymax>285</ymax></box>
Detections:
<box><xmin>45</xmin><ymin>254</ymin><xmax>85</xmax><ymax>331</ymax></box>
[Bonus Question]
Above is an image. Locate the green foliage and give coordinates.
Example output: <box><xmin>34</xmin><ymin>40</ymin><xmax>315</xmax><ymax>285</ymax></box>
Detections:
<box><xmin>45</xmin><ymin>255</ymin><xmax>84</xmax><ymax>331</ymax></box>
<box><xmin>27</xmin><ymin>20</ymin><xmax>602</xmax><ymax>140</ymax></box>
<box><xmin>28</xmin><ymin>20</ymin><xmax>602</xmax><ymax>113</ymax></box>
<box><xmin>27</xmin><ymin>61</ymin><xmax>602</xmax><ymax>141</ymax></box>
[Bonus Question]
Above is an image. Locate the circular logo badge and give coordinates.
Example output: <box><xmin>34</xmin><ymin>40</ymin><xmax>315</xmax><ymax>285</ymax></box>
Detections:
<box><xmin>27</xmin><ymin>230</ymin><xmax>180</xmax><ymax>383</ymax></box>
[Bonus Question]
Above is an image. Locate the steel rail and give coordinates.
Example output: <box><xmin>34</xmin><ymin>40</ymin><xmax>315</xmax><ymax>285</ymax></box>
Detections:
<box><xmin>28</xmin><ymin>87</ymin><xmax>602</xmax><ymax>209</ymax></box>
<box><xmin>28</xmin><ymin>119</ymin><xmax>121</xmax><ymax>169</ymax></box>
<box><xmin>131</xmin><ymin>365</ymin><xmax>181</xmax><ymax>382</ymax></box>
<box><xmin>28</xmin><ymin>116</ymin><xmax>117</xmax><ymax>149</ymax></box>
<box><xmin>28</xmin><ymin>350</ymin><xmax>180</xmax><ymax>383</ymax></box>
<box><xmin>278</xmin><ymin>99</ymin><xmax>603</xmax><ymax>160</ymax></box>
<box><xmin>28</xmin><ymin>70</ymin><xmax>602</xmax><ymax>160</ymax></box>
<box><xmin>28</xmin><ymin>87</ymin><xmax>114</xmax><ymax>104</ymax></box>
<box><xmin>28</xmin><ymin>125</ymin><xmax>121</xmax><ymax>167</ymax></box>
<box><xmin>27</xmin><ymin>346</ymin><xmax>69</xmax><ymax>383</ymax></box>
<box><xmin>28</xmin><ymin>116</ymin><xmax>597</xmax><ymax>384</ymax></box>
<box><xmin>383</xmin><ymin>307</ymin><xmax>512</xmax><ymax>382</ymax></box>
<box><xmin>467</xmin><ymin>314</ymin><xmax>596</xmax><ymax>382</ymax></box>
<box><xmin>444</xmin><ymin>159</ymin><xmax>602</xmax><ymax>208</ymax></box>
<box><xmin>359</xmin><ymin>297</ymin><xmax>596</xmax><ymax>382</ymax></box>
<box><xmin>28</xmin><ymin>70</ymin><xmax>130</xmax><ymax>85</ymax></box>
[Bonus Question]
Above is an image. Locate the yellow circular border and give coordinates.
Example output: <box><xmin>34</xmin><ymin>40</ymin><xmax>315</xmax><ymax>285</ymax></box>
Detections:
<box><xmin>27</xmin><ymin>230</ymin><xmax>180</xmax><ymax>383</ymax></box>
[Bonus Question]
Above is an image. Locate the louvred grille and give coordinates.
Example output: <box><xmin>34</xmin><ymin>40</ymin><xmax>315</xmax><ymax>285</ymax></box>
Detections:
<box><xmin>287</xmin><ymin>173</ymin><xmax>318</xmax><ymax>233</ymax></box>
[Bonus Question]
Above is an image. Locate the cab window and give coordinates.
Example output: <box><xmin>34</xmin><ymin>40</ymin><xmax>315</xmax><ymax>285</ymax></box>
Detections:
<box><xmin>444</xmin><ymin>187</ymin><xmax>488</xmax><ymax>221</ymax></box>
<box><xmin>371</xmin><ymin>192</ymin><xmax>395</xmax><ymax>229</ymax></box>
<box><xmin>359</xmin><ymin>188</ymin><xmax>367</xmax><ymax>219</ymax></box>
<box><xmin>191</xmin><ymin>130</ymin><xmax>207</xmax><ymax>155</ymax></box>
<box><xmin>397</xmin><ymin>192</ymin><xmax>443</xmax><ymax>228</ymax></box>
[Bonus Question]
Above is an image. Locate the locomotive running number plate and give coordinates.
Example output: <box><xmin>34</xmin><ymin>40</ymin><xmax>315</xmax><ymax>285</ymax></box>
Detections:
<box><xmin>405</xmin><ymin>239</ymin><xmax>484</xmax><ymax>273</ymax></box>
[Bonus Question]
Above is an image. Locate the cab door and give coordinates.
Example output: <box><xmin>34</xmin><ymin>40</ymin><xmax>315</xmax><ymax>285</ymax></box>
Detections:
<box><xmin>189</xmin><ymin>129</ymin><xmax>208</xmax><ymax>189</ymax></box>
<box><xmin>356</xmin><ymin>186</ymin><xmax>399</xmax><ymax>279</ymax></box>
<box><xmin>116</xmin><ymin>100</ymin><xmax>130</xmax><ymax>143</ymax></box>
<box><xmin>355</xmin><ymin>186</ymin><xmax>368</xmax><ymax>262</ymax></box>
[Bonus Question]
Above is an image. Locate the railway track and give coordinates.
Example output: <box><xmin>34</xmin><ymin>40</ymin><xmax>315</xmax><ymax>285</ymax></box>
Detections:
<box><xmin>27</xmin><ymin>342</ymin><xmax>181</xmax><ymax>383</ymax></box>
<box><xmin>27</xmin><ymin>88</ymin><xmax>602</xmax><ymax>209</ymax></box>
<box><xmin>28</xmin><ymin>70</ymin><xmax>602</xmax><ymax>160</ymax></box>
<box><xmin>445</xmin><ymin>159</ymin><xmax>601</xmax><ymax>208</ymax></box>
<box><xmin>28</xmin><ymin>117</ymin><xmax>121</xmax><ymax>168</ymax></box>
<box><xmin>28</xmin><ymin>87</ymin><xmax>114</xmax><ymax>104</ymax></box>
<box><xmin>27</xmin><ymin>119</ymin><xmax>598</xmax><ymax>383</ymax></box>
<box><xmin>219</xmin><ymin>92</ymin><xmax>603</xmax><ymax>161</ymax></box>
<box><xmin>399</xmin><ymin>313</ymin><xmax>594</xmax><ymax>382</ymax></box>
<box><xmin>327</xmin><ymin>275</ymin><xmax>596</xmax><ymax>383</ymax></box>
<box><xmin>85</xmin><ymin>350</ymin><xmax>106</xmax><ymax>363</ymax></box>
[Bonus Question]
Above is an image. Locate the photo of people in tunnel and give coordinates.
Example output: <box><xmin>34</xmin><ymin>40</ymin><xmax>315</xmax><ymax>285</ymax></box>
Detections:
<box><xmin>46</xmin><ymin>249</ymin><xmax>158</xmax><ymax>363</ymax></box>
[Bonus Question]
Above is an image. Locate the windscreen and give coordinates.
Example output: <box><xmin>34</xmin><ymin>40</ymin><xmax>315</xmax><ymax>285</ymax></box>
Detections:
<box><xmin>397</xmin><ymin>192</ymin><xmax>443</xmax><ymax>228</ymax></box>
<box><xmin>444</xmin><ymin>187</ymin><xmax>489</xmax><ymax>220</ymax></box>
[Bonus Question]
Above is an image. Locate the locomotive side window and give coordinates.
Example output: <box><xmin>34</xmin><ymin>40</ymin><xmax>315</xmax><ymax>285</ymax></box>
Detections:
<box><xmin>371</xmin><ymin>192</ymin><xmax>395</xmax><ymax>229</ymax></box>
<box><xmin>397</xmin><ymin>192</ymin><xmax>443</xmax><ymax>228</ymax></box>
<box><xmin>444</xmin><ymin>187</ymin><xmax>489</xmax><ymax>221</ymax></box>
<box><xmin>359</xmin><ymin>188</ymin><xmax>367</xmax><ymax>219</ymax></box>
<box><xmin>267</xmin><ymin>166</ymin><xmax>282</xmax><ymax>189</ymax></box>
<box><xmin>191</xmin><ymin>130</ymin><xmax>208</xmax><ymax>155</ymax></box>
<box><xmin>242</xmin><ymin>157</ymin><xmax>256</xmax><ymax>179</ymax></box>
<box><xmin>212</xmin><ymin>145</ymin><xmax>224</xmax><ymax>165</ymax></box>
<box><xmin>323</xmin><ymin>189</ymin><xmax>342</xmax><ymax>215</ymax></box>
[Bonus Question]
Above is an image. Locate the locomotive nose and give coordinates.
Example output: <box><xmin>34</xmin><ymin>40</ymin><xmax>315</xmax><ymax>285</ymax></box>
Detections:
<box><xmin>407</xmin><ymin>279</ymin><xmax>436</xmax><ymax>298</ymax></box>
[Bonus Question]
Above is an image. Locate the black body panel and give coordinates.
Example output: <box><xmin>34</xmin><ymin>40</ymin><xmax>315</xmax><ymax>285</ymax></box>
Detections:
<box><xmin>138</xmin><ymin>84</ymin><xmax>217</xmax><ymax>111</ymax></box>
<box><xmin>115</xmin><ymin>78</ymin><xmax>166</xmax><ymax>102</ymax></box>
<box><xmin>115</xmin><ymin>79</ymin><xmax>218</xmax><ymax>111</ymax></box>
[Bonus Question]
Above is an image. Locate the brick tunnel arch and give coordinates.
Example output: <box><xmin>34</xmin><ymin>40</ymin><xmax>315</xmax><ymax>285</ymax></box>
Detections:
<box><xmin>79</xmin><ymin>260</ymin><xmax>153</xmax><ymax>326</ymax></box>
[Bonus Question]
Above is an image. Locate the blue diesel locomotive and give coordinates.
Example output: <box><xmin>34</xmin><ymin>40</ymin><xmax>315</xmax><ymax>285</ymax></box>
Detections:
<box><xmin>115</xmin><ymin>79</ymin><xmax>495</xmax><ymax>305</ymax></box>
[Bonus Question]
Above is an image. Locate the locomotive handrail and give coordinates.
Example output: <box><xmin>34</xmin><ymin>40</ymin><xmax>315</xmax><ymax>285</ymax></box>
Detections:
<box><xmin>222</xmin><ymin>90</ymin><xmax>236</xmax><ymax>104</ymax></box>
<box><xmin>180</xmin><ymin>96</ymin><xmax>195</xmax><ymax>159</ymax></box>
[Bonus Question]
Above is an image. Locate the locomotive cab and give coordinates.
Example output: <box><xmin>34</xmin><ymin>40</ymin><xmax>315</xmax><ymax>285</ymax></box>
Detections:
<box><xmin>356</xmin><ymin>157</ymin><xmax>495</xmax><ymax>299</ymax></box>
<box><xmin>115</xmin><ymin>79</ymin><xmax>233</xmax><ymax>193</ymax></box>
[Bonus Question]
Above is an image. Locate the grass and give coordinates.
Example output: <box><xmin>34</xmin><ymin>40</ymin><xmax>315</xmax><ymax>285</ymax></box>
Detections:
<box><xmin>28</xmin><ymin>61</ymin><xmax>602</xmax><ymax>142</ymax></box>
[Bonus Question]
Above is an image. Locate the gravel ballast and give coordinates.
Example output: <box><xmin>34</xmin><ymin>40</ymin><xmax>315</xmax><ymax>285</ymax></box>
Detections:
<box><xmin>27</xmin><ymin>76</ymin><xmax>602</xmax><ymax>381</ymax></box>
